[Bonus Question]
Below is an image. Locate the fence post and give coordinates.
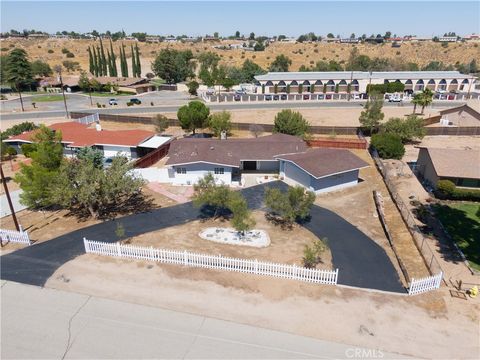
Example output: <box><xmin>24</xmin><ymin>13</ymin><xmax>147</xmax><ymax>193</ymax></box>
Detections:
<box><xmin>183</xmin><ymin>250</ymin><xmax>188</xmax><ymax>266</ymax></box>
<box><xmin>409</xmin><ymin>278</ymin><xmax>415</xmax><ymax>295</ymax></box>
<box><xmin>25</xmin><ymin>230</ymin><xmax>30</xmax><ymax>245</ymax></box>
<box><xmin>335</xmin><ymin>268</ymin><xmax>339</xmax><ymax>284</ymax></box>
<box><xmin>150</xmin><ymin>246</ymin><xmax>155</xmax><ymax>261</ymax></box>
<box><xmin>83</xmin><ymin>238</ymin><xmax>88</xmax><ymax>252</ymax></box>
<box><xmin>254</xmin><ymin>259</ymin><xmax>259</xmax><ymax>274</ymax></box>
<box><xmin>117</xmin><ymin>242</ymin><xmax>122</xmax><ymax>257</ymax></box>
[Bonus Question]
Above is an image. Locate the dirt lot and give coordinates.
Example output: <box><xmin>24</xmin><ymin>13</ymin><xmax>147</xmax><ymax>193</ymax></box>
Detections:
<box><xmin>127</xmin><ymin>210</ymin><xmax>332</xmax><ymax>268</ymax></box>
<box><xmin>46</xmin><ymin>253</ymin><xmax>479</xmax><ymax>359</ymax></box>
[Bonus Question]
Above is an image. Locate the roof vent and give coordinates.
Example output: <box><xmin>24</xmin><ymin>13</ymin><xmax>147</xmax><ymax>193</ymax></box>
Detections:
<box><xmin>210</xmin><ymin>146</ymin><xmax>215</xmax><ymax>150</ymax></box>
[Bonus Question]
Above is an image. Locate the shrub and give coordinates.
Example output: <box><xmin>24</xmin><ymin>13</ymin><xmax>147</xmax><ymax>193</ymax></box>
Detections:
<box><xmin>66</xmin><ymin>52</ymin><xmax>75</xmax><ymax>58</ymax></box>
<box><xmin>303</xmin><ymin>245</ymin><xmax>317</xmax><ymax>268</ymax></box>
<box><xmin>21</xmin><ymin>143</ymin><xmax>38</xmax><ymax>157</ymax></box>
<box><xmin>273</xmin><ymin>109</ymin><xmax>310</xmax><ymax>138</ymax></box>
<box><xmin>370</xmin><ymin>133</ymin><xmax>405</xmax><ymax>159</ymax></box>
<box><xmin>435</xmin><ymin>180</ymin><xmax>480</xmax><ymax>201</ymax></box>
<box><xmin>126</xmin><ymin>101</ymin><xmax>133</xmax><ymax>106</ymax></box>
<box><xmin>61</xmin><ymin>48</ymin><xmax>70</xmax><ymax>54</ymax></box>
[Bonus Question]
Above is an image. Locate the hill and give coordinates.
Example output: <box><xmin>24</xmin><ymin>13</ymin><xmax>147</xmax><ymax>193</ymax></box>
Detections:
<box><xmin>1</xmin><ymin>38</ymin><xmax>478</xmax><ymax>77</ymax></box>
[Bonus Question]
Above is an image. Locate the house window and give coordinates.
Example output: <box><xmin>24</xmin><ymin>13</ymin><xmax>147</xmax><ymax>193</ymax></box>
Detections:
<box><xmin>176</xmin><ymin>167</ymin><xmax>187</xmax><ymax>174</ymax></box>
<box><xmin>214</xmin><ymin>167</ymin><xmax>224</xmax><ymax>175</ymax></box>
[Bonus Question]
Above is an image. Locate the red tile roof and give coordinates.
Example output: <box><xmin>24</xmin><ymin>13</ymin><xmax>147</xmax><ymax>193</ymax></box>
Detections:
<box><xmin>6</xmin><ymin>122</ymin><xmax>154</xmax><ymax>148</ymax></box>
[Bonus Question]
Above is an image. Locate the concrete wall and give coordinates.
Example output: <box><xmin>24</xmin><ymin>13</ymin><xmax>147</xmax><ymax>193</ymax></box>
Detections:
<box><xmin>416</xmin><ymin>148</ymin><xmax>439</xmax><ymax>187</ymax></box>
<box><xmin>170</xmin><ymin>163</ymin><xmax>233</xmax><ymax>185</ymax></box>
<box><xmin>310</xmin><ymin>170</ymin><xmax>359</xmax><ymax>194</ymax></box>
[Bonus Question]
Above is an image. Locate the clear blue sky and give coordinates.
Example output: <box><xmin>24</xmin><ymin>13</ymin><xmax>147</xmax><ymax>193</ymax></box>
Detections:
<box><xmin>1</xmin><ymin>1</ymin><xmax>479</xmax><ymax>37</ymax></box>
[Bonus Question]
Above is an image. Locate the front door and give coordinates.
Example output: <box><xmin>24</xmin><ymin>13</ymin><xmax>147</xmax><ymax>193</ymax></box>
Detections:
<box><xmin>243</xmin><ymin>161</ymin><xmax>257</xmax><ymax>171</ymax></box>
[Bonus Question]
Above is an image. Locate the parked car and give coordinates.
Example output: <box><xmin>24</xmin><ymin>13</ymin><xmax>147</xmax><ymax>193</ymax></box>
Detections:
<box><xmin>325</xmin><ymin>94</ymin><xmax>332</xmax><ymax>100</ymax></box>
<box><xmin>265</xmin><ymin>95</ymin><xmax>272</xmax><ymax>101</ymax></box>
<box><xmin>351</xmin><ymin>94</ymin><xmax>361</xmax><ymax>100</ymax></box>
<box><xmin>234</xmin><ymin>94</ymin><xmax>241</xmax><ymax>101</ymax></box>
<box><xmin>404</xmin><ymin>89</ymin><xmax>414</xmax><ymax>96</ymax></box>
<box><xmin>130</xmin><ymin>98</ymin><xmax>142</xmax><ymax>105</ymax></box>
<box><xmin>388</xmin><ymin>94</ymin><xmax>402</xmax><ymax>102</ymax></box>
<box><xmin>103</xmin><ymin>157</ymin><xmax>114</xmax><ymax>168</ymax></box>
<box><xmin>235</xmin><ymin>89</ymin><xmax>246</xmax><ymax>95</ymax></box>
<box><xmin>109</xmin><ymin>98</ymin><xmax>118</xmax><ymax>105</ymax></box>
<box><xmin>280</xmin><ymin>94</ymin><xmax>288</xmax><ymax>100</ymax></box>
<box><xmin>303</xmin><ymin>94</ymin><xmax>310</xmax><ymax>100</ymax></box>
<box><xmin>206</xmin><ymin>88</ymin><xmax>215</xmax><ymax>95</ymax></box>
<box><xmin>447</xmin><ymin>94</ymin><xmax>455</xmax><ymax>100</ymax></box>
<box><xmin>317</xmin><ymin>94</ymin><xmax>325</xmax><ymax>100</ymax></box>
<box><xmin>273</xmin><ymin>95</ymin><xmax>279</xmax><ymax>100</ymax></box>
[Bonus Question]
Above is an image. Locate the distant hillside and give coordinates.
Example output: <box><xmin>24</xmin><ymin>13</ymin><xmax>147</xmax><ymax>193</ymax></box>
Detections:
<box><xmin>1</xmin><ymin>38</ymin><xmax>478</xmax><ymax>77</ymax></box>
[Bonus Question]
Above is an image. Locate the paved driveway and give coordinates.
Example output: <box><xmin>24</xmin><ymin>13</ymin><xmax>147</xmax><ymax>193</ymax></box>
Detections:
<box><xmin>0</xmin><ymin>182</ymin><xmax>403</xmax><ymax>293</ymax></box>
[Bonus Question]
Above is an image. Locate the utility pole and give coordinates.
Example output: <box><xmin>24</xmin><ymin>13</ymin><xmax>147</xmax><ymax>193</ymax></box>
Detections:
<box><xmin>0</xmin><ymin>163</ymin><xmax>20</xmax><ymax>231</ymax></box>
<box><xmin>55</xmin><ymin>65</ymin><xmax>69</xmax><ymax>118</ymax></box>
<box><xmin>348</xmin><ymin>70</ymin><xmax>353</xmax><ymax>101</ymax></box>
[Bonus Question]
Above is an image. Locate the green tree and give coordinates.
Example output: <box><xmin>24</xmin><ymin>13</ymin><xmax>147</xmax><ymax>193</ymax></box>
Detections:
<box><xmin>87</xmin><ymin>46</ymin><xmax>94</xmax><ymax>74</ymax></box>
<box><xmin>239</xmin><ymin>59</ymin><xmax>266</xmax><ymax>82</ymax></box>
<box><xmin>78</xmin><ymin>71</ymin><xmax>91</xmax><ymax>91</ymax></box>
<box><xmin>30</xmin><ymin>60</ymin><xmax>52</xmax><ymax>77</ymax></box>
<box><xmin>370</xmin><ymin>133</ymin><xmax>405</xmax><ymax>159</ymax></box>
<box><xmin>229</xmin><ymin>191</ymin><xmax>255</xmax><ymax>235</ymax></box>
<box><xmin>418</xmin><ymin>88</ymin><xmax>434</xmax><ymax>114</ymax></box>
<box><xmin>265</xmin><ymin>186</ymin><xmax>316</xmax><ymax>226</ymax></box>
<box><xmin>109</xmin><ymin>40</ymin><xmax>118</xmax><ymax>77</ymax></box>
<box><xmin>76</xmin><ymin>146</ymin><xmax>103</xmax><ymax>168</ymax></box>
<box><xmin>209</xmin><ymin>111</ymin><xmax>232</xmax><ymax>138</ymax></box>
<box><xmin>5</xmin><ymin>48</ymin><xmax>33</xmax><ymax>112</ymax></box>
<box><xmin>130</xmin><ymin>44</ymin><xmax>136</xmax><ymax>78</ymax></box>
<box><xmin>177</xmin><ymin>101</ymin><xmax>210</xmax><ymax>134</ymax></box>
<box><xmin>92</xmin><ymin>46</ymin><xmax>99</xmax><ymax>76</ymax></box>
<box><xmin>152</xmin><ymin>114</ymin><xmax>169</xmax><ymax>134</ymax></box>
<box><xmin>221</xmin><ymin>77</ymin><xmax>235</xmax><ymax>91</ymax></box>
<box><xmin>249</xmin><ymin>32</ymin><xmax>255</xmax><ymax>40</ymax></box>
<box><xmin>359</xmin><ymin>93</ymin><xmax>384</xmax><ymax>133</ymax></box>
<box><xmin>269</xmin><ymin>54</ymin><xmax>292</xmax><ymax>72</ymax></box>
<box><xmin>187</xmin><ymin>80</ymin><xmax>199</xmax><ymax>96</ymax></box>
<box><xmin>53</xmin><ymin>156</ymin><xmax>147</xmax><ymax>219</ymax></box>
<box><xmin>198</xmin><ymin>51</ymin><xmax>221</xmax><ymax>86</ymax></box>
<box><xmin>135</xmin><ymin>43</ymin><xmax>141</xmax><ymax>77</ymax></box>
<box><xmin>99</xmin><ymin>39</ymin><xmax>107</xmax><ymax>76</ymax></box>
<box><xmin>381</xmin><ymin>115</ymin><xmax>426</xmax><ymax>143</ymax></box>
<box><xmin>273</xmin><ymin>109</ymin><xmax>310</xmax><ymax>138</ymax></box>
<box><xmin>15</xmin><ymin>125</ymin><xmax>64</xmax><ymax>208</ymax></box>
<box><xmin>151</xmin><ymin>48</ymin><xmax>194</xmax><ymax>84</ymax></box>
<box><xmin>193</xmin><ymin>173</ymin><xmax>232</xmax><ymax>217</ymax></box>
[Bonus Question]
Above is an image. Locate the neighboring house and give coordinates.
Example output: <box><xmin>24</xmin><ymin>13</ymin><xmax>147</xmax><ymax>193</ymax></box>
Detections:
<box><xmin>424</xmin><ymin>104</ymin><xmax>480</xmax><ymax>127</ymax></box>
<box><xmin>4</xmin><ymin>121</ymin><xmax>170</xmax><ymax>160</ymax></box>
<box><xmin>92</xmin><ymin>77</ymin><xmax>155</xmax><ymax>94</ymax></box>
<box><xmin>164</xmin><ymin>134</ymin><xmax>368</xmax><ymax>193</ymax></box>
<box><xmin>416</xmin><ymin>147</ymin><xmax>480</xmax><ymax>189</ymax></box>
<box><xmin>38</xmin><ymin>76</ymin><xmax>80</xmax><ymax>93</ymax></box>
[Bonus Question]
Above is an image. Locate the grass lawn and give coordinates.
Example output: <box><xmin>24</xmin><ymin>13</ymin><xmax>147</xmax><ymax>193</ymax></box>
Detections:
<box><xmin>30</xmin><ymin>95</ymin><xmax>65</xmax><ymax>102</ymax></box>
<box><xmin>89</xmin><ymin>92</ymin><xmax>133</xmax><ymax>97</ymax></box>
<box><xmin>433</xmin><ymin>202</ymin><xmax>480</xmax><ymax>271</ymax></box>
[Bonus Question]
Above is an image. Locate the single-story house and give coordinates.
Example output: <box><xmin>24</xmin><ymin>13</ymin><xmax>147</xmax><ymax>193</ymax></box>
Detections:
<box><xmin>416</xmin><ymin>147</ymin><xmax>480</xmax><ymax>189</ymax></box>
<box><xmin>4</xmin><ymin>121</ymin><xmax>170</xmax><ymax>160</ymax></box>
<box><xmin>424</xmin><ymin>104</ymin><xmax>480</xmax><ymax>127</ymax></box>
<box><xmin>164</xmin><ymin>134</ymin><xmax>369</xmax><ymax>193</ymax></box>
<box><xmin>38</xmin><ymin>76</ymin><xmax>80</xmax><ymax>93</ymax></box>
<box><xmin>93</xmin><ymin>77</ymin><xmax>155</xmax><ymax>94</ymax></box>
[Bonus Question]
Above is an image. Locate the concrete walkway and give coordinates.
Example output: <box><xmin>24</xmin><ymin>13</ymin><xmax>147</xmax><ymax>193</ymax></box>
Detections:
<box><xmin>147</xmin><ymin>182</ymin><xmax>193</xmax><ymax>203</ymax></box>
<box><xmin>0</xmin><ymin>190</ymin><xmax>27</xmax><ymax>218</ymax></box>
<box><xmin>1</xmin><ymin>281</ymin><xmax>409</xmax><ymax>359</ymax></box>
<box><xmin>0</xmin><ymin>182</ymin><xmax>403</xmax><ymax>293</ymax></box>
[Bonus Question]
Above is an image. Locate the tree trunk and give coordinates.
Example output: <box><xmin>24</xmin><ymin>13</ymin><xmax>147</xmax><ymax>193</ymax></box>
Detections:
<box><xmin>18</xmin><ymin>88</ymin><xmax>24</xmax><ymax>112</ymax></box>
<box><xmin>413</xmin><ymin>103</ymin><xmax>417</xmax><ymax>114</ymax></box>
<box><xmin>88</xmin><ymin>205</ymin><xmax>98</xmax><ymax>219</ymax></box>
<box><xmin>421</xmin><ymin>105</ymin><xmax>425</xmax><ymax>114</ymax></box>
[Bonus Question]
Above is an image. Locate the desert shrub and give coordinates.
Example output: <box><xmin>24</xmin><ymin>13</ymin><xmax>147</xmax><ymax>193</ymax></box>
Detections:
<box><xmin>370</xmin><ymin>133</ymin><xmax>405</xmax><ymax>159</ymax></box>
<box><xmin>47</xmin><ymin>49</ymin><xmax>54</xmax><ymax>54</ymax></box>
<box><xmin>126</xmin><ymin>101</ymin><xmax>133</xmax><ymax>106</ymax></box>
<box><xmin>273</xmin><ymin>109</ymin><xmax>310</xmax><ymax>138</ymax></box>
<box><xmin>61</xmin><ymin>48</ymin><xmax>70</xmax><ymax>54</ymax></box>
<box><xmin>435</xmin><ymin>180</ymin><xmax>480</xmax><ymax>201</ymax></box>
<box><xmin>66</xmin><ymin>52</ymin><xmax>75</xmax><ymax>58</ymax></box>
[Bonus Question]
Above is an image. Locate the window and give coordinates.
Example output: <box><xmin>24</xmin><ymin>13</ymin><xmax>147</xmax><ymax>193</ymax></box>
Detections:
<box><xmin>176</xmin><ymin>167</ymin><xmax>186</xmax><ymax>174</ymax></box>
<box><xmin>214</xmin><ymin>167</ymin><xmax>224</xmax><ymax>175</ymax></box>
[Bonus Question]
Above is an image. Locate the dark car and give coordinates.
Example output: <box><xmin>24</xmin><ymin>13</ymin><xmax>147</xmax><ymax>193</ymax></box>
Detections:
<box><xmin>265</xmin><ymin>95</ymin><xmax>272</xmax><ymax>101</ymax></box>
<box><xmin>325</xmin><ymin>94</ymin><xmax>332</xmax><ymax>100</ymax></box>
<box><xmin>234</xmin><ymin>94</ymin><xmax>241</xmax><ymax>101</ymax></box>
<box><xmin>273</xmin><ymin>95</ymin><xmax>279</xmax><ymax>100</ymax></box>
<box><xmin>404</xmin><ymin>89</ymin><xmax>414</xmax><ymax>96</ymax></box>
<box><xmin>303</xmin><ymin>94</ymin><xmax>310</xmax><ymax>100</ymax></box>
<box><xmin>130</xmin><ymin>98</ymin><xmax>142</xmax><ymax>105</ymax></box>
<box><xmin>317</xmin><ymin>94</ymin><xmax>324</xmax><ymax>100</ymax></box>
<box><xmin>280</xmin><ymin>94</ymin><xmax>287</xmax><ymax>100</ymax></box>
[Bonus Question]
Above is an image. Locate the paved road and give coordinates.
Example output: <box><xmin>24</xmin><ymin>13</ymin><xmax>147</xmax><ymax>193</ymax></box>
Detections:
<box><xmin>1</xmin><ymin>281</ymin><xmax>407</xmax><ymax>359</ymax></box>
<box><xmin>0</xmin><ymin>95</ymin><xmax>468</xmax><ymax>121</ymax></box>
<box><xmin>0</xmin><ymin>190</ymin><xmax>27</xmax><ymax>218</ymax></box>
<box><xmin>0</xmin><ymin>182</ymin><xmax>403</xmax><ymax>292</ymax></box>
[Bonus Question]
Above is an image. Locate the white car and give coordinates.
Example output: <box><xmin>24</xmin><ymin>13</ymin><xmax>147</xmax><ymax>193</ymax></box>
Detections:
<box><xmin>206</xmin><ymin>88</ymin><xmax>215</xmax><ymax>95</ymax></box>
<box><xmin>388</xmin><ymin>94</ymin><xmax>402</xmax><ymax>102</ymax></box>
<box><xmin>108</xmin><ymin>98</ymin><xmax>118</xmax><ymax>105</ymax></box>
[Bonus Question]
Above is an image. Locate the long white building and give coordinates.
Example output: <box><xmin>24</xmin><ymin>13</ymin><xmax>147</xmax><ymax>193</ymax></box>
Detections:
<box><xmin>254</xmin><ymin>71</ymin><xmax>477</xmax><ymax>94</ymax></box>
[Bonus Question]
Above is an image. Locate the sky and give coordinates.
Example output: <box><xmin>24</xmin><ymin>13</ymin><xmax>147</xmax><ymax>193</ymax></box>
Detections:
<box><xmin>1</xmin><ymin>1</ymin><xmax>479</xmax><ymax>37</ymax></box>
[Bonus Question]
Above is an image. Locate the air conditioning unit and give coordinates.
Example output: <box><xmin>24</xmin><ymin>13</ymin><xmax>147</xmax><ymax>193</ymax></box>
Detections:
<box><xmin>439</xmin><ymin>118</ymin><xmax>453</xmax><ymax>126</ymax></box>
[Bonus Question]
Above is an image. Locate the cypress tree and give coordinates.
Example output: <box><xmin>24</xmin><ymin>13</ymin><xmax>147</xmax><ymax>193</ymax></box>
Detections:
<box><xmin>135</xmin><ymin>43</ymin><xmax>141</xmax><ymax>77</ymax></box>
<box><xmin>123</xmin><ymin>44</ymin><xmax>128</xmax><ymax>77</ymax></box>
<box><xmin>92</xmin><ymin>46</ymin><xmax>99</xmax><ymax>77</ymax></box>
<box><xmin>130</xmin><ymin>44</ymin><xmax>136</xmax><ymax>77</ymax></box>
<box><xmin>88</xmin><ymin>46</ymin><xmax>94</xmax><ymax>75</ymax></box>
<box><xmin>99</xmin><ymin>39</ymin><xmax>107</xmax><ymax>76</ymax></box>
<box><xmin>107</xmin><ymin>51</ymin><xmax>113</xmax><ymax>77</ymax></box>
<box><xmin>118</xmin><ymin>46</ymin><xmax>125</xmax><ymax>77</ymax></box>
<box><xmin>110</xmin><ymin>40</ymin><xmax>118</xmax><ymax>77</ymax></box>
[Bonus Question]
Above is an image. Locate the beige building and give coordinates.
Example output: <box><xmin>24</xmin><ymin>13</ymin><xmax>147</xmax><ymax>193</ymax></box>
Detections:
<box><xmin>416</xmin><ymin>147</ymin><xmax>480</xmax><ymax>189</ymax></box>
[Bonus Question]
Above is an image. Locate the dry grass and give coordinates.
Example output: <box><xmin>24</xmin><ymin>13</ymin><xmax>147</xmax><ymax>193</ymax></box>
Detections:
<box><xmin>2</xmin><ymin>39</ymin><xmax>478</xmax><ymax>75</ymax></box>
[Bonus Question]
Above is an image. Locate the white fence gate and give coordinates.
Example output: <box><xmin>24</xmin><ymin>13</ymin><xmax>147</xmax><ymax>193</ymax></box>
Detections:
<box><xmin>408</xmin><ymin>272</ymin><xmax>443</xmax><ymax>295</ymax></box>
<box><xmin>75</xmin><ymin>113</ymin><xmax>99</xmax><ymax>125</ymax></box>
<box><xmin>0</xmin><ymin>228</ymin><xmax>31</xmax><ymax>245</ymax></box>
<box><xmin>84</xmin><ymin>239</ymin><xmax>338</xmax><ymax>285</ymax></box>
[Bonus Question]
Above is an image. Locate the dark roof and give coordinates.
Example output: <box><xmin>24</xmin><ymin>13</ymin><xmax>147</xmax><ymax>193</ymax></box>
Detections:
<box><xmin>165</xmin><ymin>134</ymin><xmax>307</xmax><ymax>167</ymax></box>
<box><xmin>276</xmin><ymin>148</ymin><xmax>369</xmax><ymax>178</ymax></box>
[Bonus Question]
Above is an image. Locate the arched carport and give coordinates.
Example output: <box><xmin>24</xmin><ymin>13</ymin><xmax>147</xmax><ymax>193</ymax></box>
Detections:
<box><xmin>326</xmin><ymin>80</ymin><xmax>335</xmax><ymax>92</ymax></box>
<box><xmin>426</xmin><ymin>79</ymin><xmax>436</xmax><ymax>90</ymax></box>
<box><xmin>351</xmin><ymin>79</ymin><xmax>359</xmax><ymax>92</ymax></box>
<box><xmin>459</xmin><ymin>79</ymin><xmax>469</xmax><ymax>91</ymax></box>
<box><xmin>289</xmin><ymin>80</ymin><xmax>299</xmax><ymax>93</ymax></box>
<box><xmin>448</xmin><ymin>79</ymin><xmax>458</xmax><ymax>91</ymax></box>
<box><xmin>438</xmin><ymin>79</ymin><xmax>447</xmax><ymax>91</ymax></box>
<box><xmin>415</xmin><ymin>79</ymin><xmax>425</xmax><ymax>91</ymax></box>
<box><xmin>404</xmin><ymin>79</ymin><xmax>413</xmax><ymax>90</ymax></box>
<box><xmin>314</xmin><ymin>80</ymin><xmax>323</xmax><ymax>93</ymax></box>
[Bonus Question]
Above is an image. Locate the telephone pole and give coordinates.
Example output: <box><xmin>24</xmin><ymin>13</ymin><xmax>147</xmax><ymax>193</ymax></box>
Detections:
<box><xmin>0</xmin><ymin>163</ymin><xmax>20</xmax><ymax>231</ymax></box>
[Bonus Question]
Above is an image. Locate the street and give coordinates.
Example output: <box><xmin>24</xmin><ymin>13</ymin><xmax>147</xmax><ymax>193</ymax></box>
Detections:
<box><xmin>0</xmin><ymin>281</ymin><xmax>406</xmax><ymax>359</ymax></box>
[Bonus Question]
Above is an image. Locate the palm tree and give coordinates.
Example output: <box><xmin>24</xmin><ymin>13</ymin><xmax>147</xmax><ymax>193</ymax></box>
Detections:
<box><xmin>5</xmin><ymin>49</ymin><xmax>32</xmax><ymax>112</ymax></box>
<box><xmin>411</xmin><ymin>93</ymin><xmax>422</xmax><ymax>114</ymax></box>
<box><xmin>419</xmin><ymin>88</ymin><xmax>434</xmax><ymax>114</ymax></box>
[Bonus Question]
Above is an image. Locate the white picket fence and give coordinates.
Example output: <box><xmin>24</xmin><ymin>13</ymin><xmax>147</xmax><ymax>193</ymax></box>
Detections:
<box><xmin>0</xmin><ymin>228</ymin><xmax>31</xmax><ymax>245</ymax></box>
<box><xmin>408</xmin><ymin>272</ymin><xmax>443</xmax><ymax>295</ymax></box>
<box><xmin>83</xmin><ymin>239</ymin><xmax>338</xmax><ymax>285</ymax></box>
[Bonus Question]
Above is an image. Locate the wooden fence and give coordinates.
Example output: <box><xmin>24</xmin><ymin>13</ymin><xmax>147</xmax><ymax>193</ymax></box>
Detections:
<box><xmin>307</xmin><ymin>138</ymin><xmax>367</xmax><ymax>150</ymax></box>
<box><xmin>0</xmin><ymin>228</ymin><xmax>31</xmax><ymax>245</ymax></box>
<box><xmin>134</xmin><ymin>142</ymin><xmax>171</xmax><ymax>168</ymax></box>
<box><xmin>408</xmin><ymin>272</ymin><xmax>443</xmax><ymax>295</ymax></box>
<box><xmin>83</xmin><ymin>239</ymin><xmax>339</xmax><ymax>285</ymax></box>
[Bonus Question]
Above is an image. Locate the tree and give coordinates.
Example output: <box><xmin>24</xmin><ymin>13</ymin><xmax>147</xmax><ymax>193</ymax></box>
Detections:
<box><xmin>78</xmin><ymin>71</ymin><xmax>91</xmax><ymax>91</ymax></box>
<box><xmin>265</xmin><ymin>186</ymin><xmax>315</xmax><ymax>226</ymax></box>
<box><xmin>381</xmin><ymin>115</ymin><xmax>426</xmax><ymax>143</ymax></box>
<box><xmin>5</xmin><ymin>48</ymin><xmax>33</xmax><ymax>112</ymax></box>
<box><xmin>249</xmin><ymin>124</ymin><xmax>264</xmax><ymax>138</ymax></box>
<box><xmin>135</xmin><ymin>43</ymin><xmax>141</xmax><ymax>77</ymax></box>
<box><xmin>76</xmin><ymin>146</ymin><xmax>103</xmax><ymax>168</ymax></box>
<box><xmin>15</xmin><ymin>125</ymin><xmax>64</xmax><ymax>208</ymax></box>
<box><xmin>151</xmin><ymin>48</ymin><xmax>194</xmax><ymax>84</ymax></box>
<box><xmin>62</xmin><ymin>60</ymin><xmax>80</xmax><ymax>72</ymax></box>
<box><xmin>411</xmin><ymin>93</ymin><xmax>422</xmax><ymax>114</ymax></box>
<box><xmin>209</xmin><ymin>111</ymin><xmax>232</xmax><ymax>138</ymax></box>
<box><xmin>187</xmin><ymin>80</ymin><xmax>199</xmax><ymax>96</ymax></box>
<box><xmin>99</xmin><ymin>39</ymin><xmax>107</xmax><ymax>76</ymax></box>
<box><xmin>359</xmin><ymin>93</ymin><xmax>384</xmax><ymax>133</ymax></box>
<box><xmin>269</xmin><ymin>54</ymin><xmax>292</xmax><ymax>72</ymax></box>
<box><xmin>92</xmin><ymin>46</ymin><xmax>99</xmax><ymax>76</ymax></box>
<box><xmin>152</xmin><ymin>114</ymin><xmax>169</xmax><ymax>134</ymax></box>
<box><xmin>229</xmin><ymin>191</ymin><xmax>255</xmax><ymax>235</ymax></box>
<box><xmin>273</xmin><ymin>109</ymin><xmax>310</xmax><ymax>138</ymax></box>
<box><xmin>193</xmin><ymin>173</ymin><xmax>232</xmax><ymax>217</ymax></box>
<box><xmin>327</xmin><ymin>33</ymin><xmax>335</xmax><ymax>38</ymax></box>
<box><xmin>53</xmin><ymin>156</ymin><xmax>147</xmax><ymax>219</ymax></box>
<box><xmin>177</xmin><ymin>101</ymin><xmax>210</xmax><ymax>134</ymax></box>
<box><xmin>109</xmin><ymin>40</ymin><xmax>118</xmax><ymax>77</ymax></box>
<box><xmin>87</xmin><ymin>46</ymin><xmax>94</xmax><ymax>74</ymax></box>
<box><xmin>30</xmin><ymin>60</ymin><xmax>52</xmax><ymax>77</ymax></box>
<box><xmin>235</xmin><ymin>30</ymin><xmax>240</xmax><ymax>38</ymax></box>
<box><xmin>370</xmin><ymin>133</ymin><xmax>405</xmax><ymax>160</ymax></box>
<box><xmin>221</xmin><ymin>77</ymin><xmax>235</xmax><ymax>91</ymax></box>
<box><xmin>417</xmin><ymin>88</ymin><xmax>434</xmax><ymax>114</ymax></box>
<box><xmin>198</xmin><ymin>51</ymin><xmax>221</xmax><ymax>86</ymax></box>
<box><xmin>130</xmin><ymin>44</ymin><xmax>137</xmax><ymax>78</ymax></box>
<box><xmin>249</xmin><ymin>32</ymin><xmax>255</xmax><ymax>40</ymax></box>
